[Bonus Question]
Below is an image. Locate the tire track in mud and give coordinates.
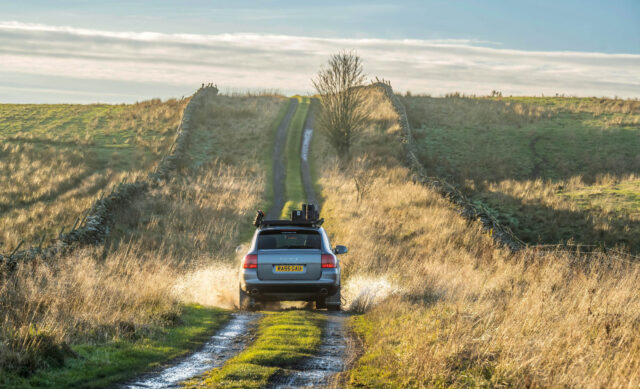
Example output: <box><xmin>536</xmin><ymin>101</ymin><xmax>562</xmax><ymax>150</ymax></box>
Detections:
<box><xmin>124</xmin><ymin>313</ymin><xmax>261</xmax><ymax>388</ymax></box>
<box><xmin>126</xmin><ymin>98</ymin><xmax>351</xmax><ymax>388</ymax></box>
<box><xmin>269</xmin><ymin>313</ymin><xmax>351</xmax><ymax>389</ymax></box>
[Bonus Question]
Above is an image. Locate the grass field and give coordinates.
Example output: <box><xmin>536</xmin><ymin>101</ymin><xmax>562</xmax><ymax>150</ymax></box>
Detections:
<box><xmin>0</xmin><ymin>98</ymin><xmax>188</xmax><ymax>252</ymax></box>
<box><xmin>0</xmin><ymin>92</ymin><xmax>286</xmax><ymax>383</ymax></box>
<box><xmin>313</xmin><ymin>87</ymin><xmax>640</xmax><ymax>387</ymax></box>
<box><xmin>401</xmin><ymin>94</ymin><xmax>640</xmax><ymax>252</ymax></box>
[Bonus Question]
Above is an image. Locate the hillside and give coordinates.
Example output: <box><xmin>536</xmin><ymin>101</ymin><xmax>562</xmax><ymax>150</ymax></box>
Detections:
<box><xmin>401</xmin><ymin>94</ymin><xmax>640</xmax><ymax>252</ymax></box>
<box><xmin>0</xmin><ymin>99</ymin><xmax>187</xmax><ymax>252</ymax></box>
<box><xmin>313</xmin><ymin>86</ymin><xmax>640</xmax><ymax>387</ymax></box>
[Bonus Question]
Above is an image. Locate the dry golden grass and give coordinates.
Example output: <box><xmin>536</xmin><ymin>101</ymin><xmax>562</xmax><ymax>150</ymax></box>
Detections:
<box><xmin>315</xmin><ymin>89</ymin><xmax>640</xmax><ymax>388</ymax></box>
<box><xmin>0</xmin><ymin>99</ymin><xmax>189</xmax><ymax>252</ymax></box>
<box><xmin>0</xmin><ymin>93</ymin><xmax>284</xmax><ymax>375</ymax></box>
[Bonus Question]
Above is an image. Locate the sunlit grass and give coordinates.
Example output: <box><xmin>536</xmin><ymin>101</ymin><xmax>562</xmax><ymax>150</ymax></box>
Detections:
<box><xmin>191</xmin><ymin>311</ymin><xmax>324</xmax><ymax>388</ymax></box>
<box><xmin>0</xmin><ymin>99</ymin><xmax>188</xmax><ymax>252</ymax></box>
<box><xmin>1</xmin><ymin>305</ymin><xmax>229</xmax><ymax>389</ymax></box>
<box><xmin>314</xmin><ymin>87</ymin><xmax>640</xmax><ymax>387</ymax></box>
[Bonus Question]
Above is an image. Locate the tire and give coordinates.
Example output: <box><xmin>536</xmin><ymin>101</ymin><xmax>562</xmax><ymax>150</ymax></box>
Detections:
<box><xmin>315</xmin><ymin>299</ymin><xmax>327</xmax><ymax>310</ymax></box>
<box><xmin>239</xmin><ymin>287</ymin><xmax>251</xmax><ymax>310</ymax></box>
<box><xmin>326</xmin><ymin>287</ymin><xmax>341</xmax><ymax>311</ymax></box>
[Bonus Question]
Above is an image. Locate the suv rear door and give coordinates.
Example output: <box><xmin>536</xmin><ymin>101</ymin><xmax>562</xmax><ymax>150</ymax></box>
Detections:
<box><xmin>256</xmin><ymin>229</ymin><xmax>322</xmax><ymax>280</ymax></box>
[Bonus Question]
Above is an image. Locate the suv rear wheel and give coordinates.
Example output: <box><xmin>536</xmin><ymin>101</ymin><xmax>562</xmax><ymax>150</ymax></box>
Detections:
<box><xmin>239</xmin><ymin>287</ymin><xmax>251</xmax><ymax>310</ymax></box>
<box><xmin>315</xmin><ymin>299</ymin><xmax>327</xmax><ymax>309</ymax></box>
<box><xmin>326</xmin><ymin>288</ymin><xmax>341</xmax><ymax>311</ymax></box>
<box><xmin>239</xmin><ymin>288</ymin><xmax>263</xmax><ymax>311</ymax></box>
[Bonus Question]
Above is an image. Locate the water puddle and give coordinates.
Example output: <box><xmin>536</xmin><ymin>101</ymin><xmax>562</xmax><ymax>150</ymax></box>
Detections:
<box><xmin>301</xmin><ymin>128</ymin><xmax>313</xmax><ymax>162</ymax></box>
<box><xmin>270</xmin><ymin>313</ymin><xmax>349</xmax><ymax>388</ymax></box>
<box><xmin>124</xmin><ymin>312</ymin><xmax>259</xmax><ymax>388</ymax></box>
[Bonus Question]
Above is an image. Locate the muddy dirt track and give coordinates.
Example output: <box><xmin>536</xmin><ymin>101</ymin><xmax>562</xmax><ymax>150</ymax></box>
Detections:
<box><xmin>125</xmin><ymin>314</ymin><xmax>261</xmax><ymax>388</ymax></box>
<box><xmin>263</xmin><ymin>98</ymin><xmax>351</xmax><ymax>387</ymax></box>
<box><xmin>268</xmin><ymin>313</ymin><xmax>351</xmax><ymax>388</ymax></box>
<box><xmin>124</xmin><ymin>98</ymin><xmax>351</xmax><ymax>388</ymax></box>
<box><xmin>266</xmin><ymin>98</ymin><xmax>298</xmax><ymax>219</ymax></box>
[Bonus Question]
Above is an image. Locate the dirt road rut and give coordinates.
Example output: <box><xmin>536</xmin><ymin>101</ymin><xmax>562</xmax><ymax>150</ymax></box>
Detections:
<box><xmin>124</xmin><ymin>313</ymin><xmax>260</xmax><ymax>388</ymax></box>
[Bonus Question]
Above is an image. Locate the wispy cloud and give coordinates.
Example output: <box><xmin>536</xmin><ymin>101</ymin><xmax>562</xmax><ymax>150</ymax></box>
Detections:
<box><xmin>1</xmin><ymin>21</ymin><xmax>639</xmax><ymax>103</ymax></box>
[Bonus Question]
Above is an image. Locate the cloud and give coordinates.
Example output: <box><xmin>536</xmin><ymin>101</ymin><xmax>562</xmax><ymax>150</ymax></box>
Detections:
<box><xmin>1</xmin><ymin>21</ymin><xmax>639</xmax><ymax>103</ymax></box>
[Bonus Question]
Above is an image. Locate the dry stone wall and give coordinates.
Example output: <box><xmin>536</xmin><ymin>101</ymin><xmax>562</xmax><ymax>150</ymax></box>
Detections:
<box><xmin>373</xmin><ymin>81</ymin><xmax>525</xmax><ymax>251</ymax></box>
<box><xmin>0</xmin><ymin>84</ymin><xmax>219</xmax><ymax>265</ymax></box>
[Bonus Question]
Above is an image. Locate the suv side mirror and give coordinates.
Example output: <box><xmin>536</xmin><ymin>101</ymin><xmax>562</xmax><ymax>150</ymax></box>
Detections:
<box><xmin>334</xmin><ymin>245</ymin><xmax>348</xmax><ymax>255</ymax></box>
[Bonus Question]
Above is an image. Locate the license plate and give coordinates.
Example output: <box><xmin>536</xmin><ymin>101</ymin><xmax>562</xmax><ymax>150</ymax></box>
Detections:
<box><xmin>274</xmin><ymin>265</ymin><xmax>304</xmax><ymax>272</ymax></box>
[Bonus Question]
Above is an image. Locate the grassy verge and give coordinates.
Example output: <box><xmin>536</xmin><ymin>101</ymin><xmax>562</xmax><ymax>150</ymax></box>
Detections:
<box><xmin>280</xmin><ymin>96</ymin><xmax>310</xmax><ymax>219</ymax></box>
<box><xmin>189</xmin><ymin>310</ymin><xmax>324</xmax><ymax>388</ymax></box>
<box><xmin>1</xmin><ymin>305</ymin><xmax>229</xmax><ymax>389</ymax></box>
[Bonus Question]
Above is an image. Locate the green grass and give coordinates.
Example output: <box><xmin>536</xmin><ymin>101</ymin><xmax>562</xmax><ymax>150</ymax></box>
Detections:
<box><xmin>189</xmin><ymin>310</ymin><xmax>324</xmax><ymax>388</ymax></box>
<box><xmin>403</xmin><ymin>95</ymin><xmax>640</xmax><ymax>251</ymax></box>
<box><xmin>0</xmin><ymin>305</ymin><xmax>229</xmax><ymax>389</ymax></box>
<box><xmin>347</xmin><ymin>315</ymin><xmax>403</xmax><ymax>388</ymax></box>
<box><xmin>280</xmin><ymin>96</ymin><xmax>310</xmax><ymax>219</ymax></box>
<box><xmin>562</xmin><ymin>179</ymin><xmax>640</xmax><ymax>214</ymax></box>
<box><xmin>0</xmin><ymin>100</ymin><xmax>186</xmax><ymax>171</ymax></box>
<box><xmin>347</xmin><ymin>302</ymin><xmax>501</xmax><ymax>388</ymax></box>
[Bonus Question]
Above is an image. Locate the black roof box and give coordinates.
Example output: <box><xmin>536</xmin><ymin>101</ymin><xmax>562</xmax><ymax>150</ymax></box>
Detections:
<box><xmin>254</xmin><ymin>204</ymin><xmax>324</xmax><ymax>228</ymax></box>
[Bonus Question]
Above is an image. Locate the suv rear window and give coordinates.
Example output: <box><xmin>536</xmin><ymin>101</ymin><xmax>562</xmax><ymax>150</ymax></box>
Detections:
<box><xmin>258</xmin><ymin>230</ymin><xmax>321</xmax><ymax>250</ymax></box>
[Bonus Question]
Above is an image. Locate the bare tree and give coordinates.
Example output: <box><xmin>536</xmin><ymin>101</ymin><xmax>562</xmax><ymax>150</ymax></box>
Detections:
<box><xmin>312</xmin><ymin>51</ymin><xmax>370</xmax><ymax>157</ymax></box>
<box><xmin>351</xmin><ymin>154</ymin><xmax>375</xmax><ymax>203</ymax></box>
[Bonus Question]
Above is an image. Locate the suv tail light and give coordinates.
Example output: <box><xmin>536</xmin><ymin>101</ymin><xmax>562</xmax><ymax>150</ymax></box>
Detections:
<box><xmin>321</xmin><ymin>254</ymin><xmax>336</xmax><ymax>268</ymax></box>
<box><xmin>243</xmin><ymin>254</ymin><xmax>258</xmax><ymax>269</ymax></box>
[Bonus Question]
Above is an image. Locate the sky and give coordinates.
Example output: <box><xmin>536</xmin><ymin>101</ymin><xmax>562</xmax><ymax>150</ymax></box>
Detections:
<box><xmin>1</xmin><ymin>0</ymin><xmax>639</xmax><ymax>103</ymax></box>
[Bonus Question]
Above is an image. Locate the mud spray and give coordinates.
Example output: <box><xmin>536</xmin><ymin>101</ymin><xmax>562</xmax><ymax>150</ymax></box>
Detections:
<box><xmin>342</xmin><ymin>275</ymin><xmax>402</xmax><ymax>313</ymax></box>
<box><xmin>172</xmin><ymin>261</ymin><xmax>240</xmax><ymax>308</ymax></box>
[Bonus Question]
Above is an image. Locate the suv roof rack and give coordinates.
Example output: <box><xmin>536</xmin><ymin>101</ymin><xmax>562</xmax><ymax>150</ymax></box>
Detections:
<box><xmin>254</xmin><ymin>204</ymin><xmax>324</xmax><ymax>228</ymax></box>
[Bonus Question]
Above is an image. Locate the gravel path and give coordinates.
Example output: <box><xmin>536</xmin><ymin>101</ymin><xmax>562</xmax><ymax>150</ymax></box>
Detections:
<box><xmin>123</xmin><ymin>97</ymin><xmax>350</xmax><ymax>388</ymax></box>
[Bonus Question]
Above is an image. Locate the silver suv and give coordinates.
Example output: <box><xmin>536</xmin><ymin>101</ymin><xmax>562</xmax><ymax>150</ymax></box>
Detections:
<box><xmin>239</xmin><ymin>205</ymin><xmax>347</xmax><ymax>311</ymax></box>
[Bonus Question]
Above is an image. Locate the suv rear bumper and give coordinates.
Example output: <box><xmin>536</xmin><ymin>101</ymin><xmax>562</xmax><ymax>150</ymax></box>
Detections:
<box><xmin>240</xmin><ymin>269</ymin><xmax>339</xmax><ymax>301</ymax></box>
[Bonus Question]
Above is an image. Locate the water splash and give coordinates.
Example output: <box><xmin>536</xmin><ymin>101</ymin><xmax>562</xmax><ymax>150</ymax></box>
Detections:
<box><xmin>172</xmin><ymin>262</ymin><xmax>239</xmax><ymax>308</ymax></box>
<box><xmin>343</xmin><ymin>275</ymin><xmax>402</xmax><ymax>313</ymax></box>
